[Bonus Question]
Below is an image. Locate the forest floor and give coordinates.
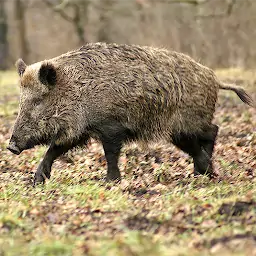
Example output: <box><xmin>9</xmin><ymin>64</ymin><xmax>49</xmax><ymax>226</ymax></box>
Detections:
<box><xmin>0</xmin><ymin>69</ymin><xmax>255</xmax><ymax>256</ymax></box>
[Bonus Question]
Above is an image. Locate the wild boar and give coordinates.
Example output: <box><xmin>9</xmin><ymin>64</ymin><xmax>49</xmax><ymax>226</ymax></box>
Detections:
<box><xmin>7</xmin><ymin>42</ymin><xmax>254</xmax><ymax>184</ymax></box>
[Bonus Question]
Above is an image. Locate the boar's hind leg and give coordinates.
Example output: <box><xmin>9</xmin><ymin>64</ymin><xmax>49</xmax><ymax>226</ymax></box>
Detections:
<box><xmin>172</xmin><ymin>131</ymin><xmax>215</xmax><ymax>177</ymax></box>
<box><xmin>198</xmin><ymin>125</ymin><xmax>219</xmax><ymax>159</ymax></box>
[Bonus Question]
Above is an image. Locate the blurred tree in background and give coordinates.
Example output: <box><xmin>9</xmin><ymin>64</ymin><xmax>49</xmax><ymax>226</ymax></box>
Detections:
<box><xmin>14</xmin><ymin>0</ymin><xmax>29</xmax><ymax>63</ymax></box>
<box><xmin>43</xmin><ymin>0</ymin><xmax>90</xmax><ymax>44</ymax></box>
<box><xmin>1</xmin><ymin>0</ymin><xmax>256</xmax><ymax>69</ymax></box>
<box><xmin>0</xmin><ymin>0</ymin><xmax>8</xmax><ymax>69</ymax></box>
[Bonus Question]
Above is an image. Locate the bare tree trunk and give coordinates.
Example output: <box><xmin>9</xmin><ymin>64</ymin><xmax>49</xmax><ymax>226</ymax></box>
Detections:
<box><xmin>98</xmin><ymin>0</ymin><xmax>114</xmax><ymax>43</ymax></box>
<box><xmin>43</xmin><ymin>0</ymin><xmax>90</xmax><ymax>46</ymax></box>
<box><xmin>0</xmin><ymin>0</ymin><xmax>8</xmax><ymax>70</ymax></box>
<box><xmin>73</xmin><ymin>0</ymin><xmax>90</xmax><ymax>45</ymax></box>
<box><xmin>14</xmin><ymin>0</ymin><xmax>29</xmax><ymax>62</ymax></box>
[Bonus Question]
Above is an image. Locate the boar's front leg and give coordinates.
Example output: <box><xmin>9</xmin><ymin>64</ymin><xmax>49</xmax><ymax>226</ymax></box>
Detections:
<box><xmin>33</xmin><ymin>142</ymin><xmax>74</xmax><ymax>185</ymax></box>
<box><xmin>97</xmin><ymin>121</ymin><xmax>131</xmax><ymax>181</ymax></box>
<box><xmin>33</xmin><ymin>134</ymin><xmax>89</xmax><ymax>185</ymax></box>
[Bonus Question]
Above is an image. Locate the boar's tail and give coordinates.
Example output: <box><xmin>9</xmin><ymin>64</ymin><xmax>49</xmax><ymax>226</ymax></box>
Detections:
<box><xmin>219</xmin><ymin>82</ymin><xmax>255</xmax><ymax>107</ymax></box>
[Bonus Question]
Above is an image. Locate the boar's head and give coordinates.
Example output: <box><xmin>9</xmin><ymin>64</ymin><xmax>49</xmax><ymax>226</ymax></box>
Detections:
<box><xmin>7</xmin><ymin>59</ymin><xmax>62</xmax><ymax>154</ymax></box>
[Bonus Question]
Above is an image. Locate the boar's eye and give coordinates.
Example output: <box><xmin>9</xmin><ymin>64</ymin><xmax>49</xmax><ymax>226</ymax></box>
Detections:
<box><xmin>33</xmin><ymin>98</ymin><xmax>42</xmax><ymax>106</ymax></box>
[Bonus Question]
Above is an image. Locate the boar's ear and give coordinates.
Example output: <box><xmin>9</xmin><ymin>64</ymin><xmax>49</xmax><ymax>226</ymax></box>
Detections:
<box><xmin>38</xmin><ymin>62</ymin><xmax>57</xmax><ymax>88</ymax></box>
<box><xmin>15</xmin><ymin>59</ymin><xmax>27</xmax><ymax>76</ymax></box>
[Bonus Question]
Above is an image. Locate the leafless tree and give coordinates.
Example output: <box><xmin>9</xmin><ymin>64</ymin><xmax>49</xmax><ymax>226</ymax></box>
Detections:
<box><xmin>14</xmin><ymin>0</ymin><xmax>29</xmax><ymax>63</ymax></box>
<box><xmin>2</xmin><ymin>0</ymin><xmax>255</xmax><ymax>68</ymax></box>
<box><xmin>97</xmin><ymin>0</ymin><xmax>115</xmax><ymax>43</ymax></box>
<box><xmin>0</xmin><ymin>0</ymin><xmax>8</xmax><ymax>70</ymax></box>
<box><xmin>43</xmin><ymin>0</ymin><xmax>90</xmax><ymax>45</ymax></box>
<box><xmin>140</xmin><ymin>0</ymin><xmax>237</xmax><ymax>18</ymax></box>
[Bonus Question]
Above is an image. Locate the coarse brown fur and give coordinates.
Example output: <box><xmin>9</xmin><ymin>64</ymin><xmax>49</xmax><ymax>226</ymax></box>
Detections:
<box><xmin>7</xmin><ymin>42</ymin><xmax>254</xmax><ymax>184</ymax></box>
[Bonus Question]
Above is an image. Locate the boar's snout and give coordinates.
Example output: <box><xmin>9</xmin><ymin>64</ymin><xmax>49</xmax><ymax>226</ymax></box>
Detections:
<box><xmin>7</xmin><ymin>138</ymin><xmax>21</xmax><ymax>155</ymax></box>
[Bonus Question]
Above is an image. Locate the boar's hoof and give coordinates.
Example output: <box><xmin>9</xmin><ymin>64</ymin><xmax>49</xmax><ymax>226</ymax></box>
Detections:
<box><xmin>33</xmin><ymin>173</ymin><xmax>47</xmax><ymax>186</ymax></box>
<box><xmin>33</xmin><ymin>162</ymin><xmax>51</xmax><ymax>186</ymax></box>
<box><xmin>193</xmin><ymin>168</ymin><xmax>214</xmax><ymax>179</ymax></box>
<box><xmin>105</xmin><ymin>172</ymin><xmax>121</xmax><ymax>183</ymax></box>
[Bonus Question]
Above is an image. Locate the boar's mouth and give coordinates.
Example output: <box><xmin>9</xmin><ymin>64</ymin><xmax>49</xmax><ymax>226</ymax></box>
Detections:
<box><xmin>7</xmin><ymin>141</ymin><xmax>21</xmax><ymax>155</ymax></box>
<box><xmin>7</xmin><ymin>139</ymin><xmax>35</xmax><ymax>155</ymax></box>
<box><xmin>7</xmin><ymin>134</ymin><xmax>52</xmax><ymax>155</ymax></box>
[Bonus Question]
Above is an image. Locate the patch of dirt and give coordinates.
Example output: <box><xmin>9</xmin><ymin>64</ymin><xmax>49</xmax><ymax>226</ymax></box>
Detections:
<box><xmin>124</xmin><ymin>214</ymin><xmax>161</xmax><ymax>232</ymax></box>
<box><xmin>208</xmin><ymin>233</ymin><xmax>256</xmax><ymax>255</ymax></box>
<box><xmin>218</xmin><ymin>201</ymin><xmax>256</xmax><ymax>216</ymax></box>
<box><xmin>209</xmin><ymin>233</ymin><xmax>256</xmax><ymax>247</ymax></box>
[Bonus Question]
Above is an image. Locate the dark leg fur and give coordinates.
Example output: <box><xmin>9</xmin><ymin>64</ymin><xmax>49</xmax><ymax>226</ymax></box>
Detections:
<box><xmin>198</xmin><ymin>125</ymin><xmax>219</xmax><ymax>159</ymax></box>
<box><xmin>93</xmin><ymin>120</ymin><xmax>134</xmax><ymax>181</ymax></box>
<box><xmin>102</xmin><ymin>140</ymin><xmax>122</xmax><ymax>181</ymax></box>
<box><xmin>172</xmin><ymin>134</ymin><xmax>211</xmax><ymax>175</ymax></box>
<box><xmin>172</xmin><ymin>125</ymin><xmax>218</xmax><ymax>177</ymax></box>
<box><xmin>34</xmin><ymin>136</ymin><xmax>89</xmax><ymax>185</ymax></box>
